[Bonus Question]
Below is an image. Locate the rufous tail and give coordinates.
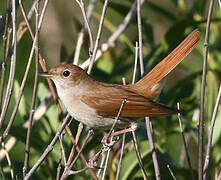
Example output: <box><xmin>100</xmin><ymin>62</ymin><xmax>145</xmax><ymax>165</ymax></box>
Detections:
<box><xmin>131</xmin><ymin>29</ymin><xmax>200</xmax><ymax>98</ymax></box>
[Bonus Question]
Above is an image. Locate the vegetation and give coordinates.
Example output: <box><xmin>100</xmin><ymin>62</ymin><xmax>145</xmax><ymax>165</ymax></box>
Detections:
<box><xmin>0</xmin><ymin>0</ymin><xmax>220</xmax><ymax>179</ymax></box>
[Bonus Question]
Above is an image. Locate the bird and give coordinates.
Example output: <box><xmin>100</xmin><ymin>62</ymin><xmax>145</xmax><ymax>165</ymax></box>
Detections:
<box><xmin>39</xmin><ymin>29</ymin><xmax>200</xmax><ymax>129</ymax></box>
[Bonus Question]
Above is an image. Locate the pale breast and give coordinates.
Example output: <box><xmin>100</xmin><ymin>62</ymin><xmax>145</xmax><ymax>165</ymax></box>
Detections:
<box><xmin>55</xmin><ymin>84</ymin><xmax>116</xmax><ymax>128</ymax></box>
<box><xmin>53</xmin><ymin>80</ymin><xmax>129</xmax><ymax>128</ymax></box>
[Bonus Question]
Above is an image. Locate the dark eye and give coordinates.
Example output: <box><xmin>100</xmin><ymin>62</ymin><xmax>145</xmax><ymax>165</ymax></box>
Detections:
<box><xmin>63</xmin><ymin>70</ymin><xmax>70</xmax><ymax>77</ymax></box>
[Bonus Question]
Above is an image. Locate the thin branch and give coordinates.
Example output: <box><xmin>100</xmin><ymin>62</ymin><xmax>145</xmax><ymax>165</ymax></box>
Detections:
<box><xmin>88</xmin><ymin>99</ymin><xmax>127</xmax><ymax>176</ymax></box>
<box><xmin>101</xmin><ymin>135</ymin><xmax>113</xmax><ymax>180</ymax></box>
<box><xmin>75</xmin><ymin>0</ymin><xmax>94</xmax><ymax>55</ymax></box>
<box><xmin>0</xmin><ymin>24</ymin><xmax>38</xmax><ymax>144</ymax></box>
<box><xmin>66</xmin><ymin>123</ymin><xmax>84</xmax><ymax>166</ymax></box>
<box><xmin>24</xmin><ymin>115</ymin><xmax>72</xmax><ymax>180</ymax></box>
<box><xmin>203</xmin><ymin>85</ymin><xmax>221</xmax><ymax>179</ymax></box>
<box><xmin>1</xmin><ymin>142</ymin><xmax>14</xmax><ymax>180</ymax></box>
<box><xmin>19</xmin><ymin>0</ymin><xmax>63</xmax><ymax>118</ymax></box>
<box><xmin>56</xmin><ymin>162</ymin><xmax>62</xmax><ymax>180</ymax></box>
<box><xmin>73</xmin><ymin>0</ymin><xmax>97</xmax><ymax>65</ymax></box>
<box><xmin>68</xmin><ymin>166</ymin><xmax>89</xmax><ymax>175</ymax></box>
<box><xmin>199</xmin><ymin>0</ymin><xmax>214</xmax><ymax>179</ymax></box>
<box><xmin>167</xmin><ymin>164</ymin><xmax>176</xmax><ymax>180</ymax></box>
<box><xmin>177</xmin><ymin>103</ymin><xmax>194</xmax><ymax>180</ymax></box>
<box><xmin>17</xmin><ymin>8</ymin><xmax>40</xmax><ymax>175</ymax></box>
<box><xmin>75</xmin><ymin>123</ymin><xmax>84</xmax><ymax>145</ymax></box>
<box><xmin>97</xmin><ymin>151</ymin><xmax>106</xmax><ymax>178</ymax></box>
<box><xmin>0</xmin><ymin>0</ymin><xmax>17</xmax><ymax>128</ymax></box>
<box><xmin>136</xmin><ymin>0</ymin><xmax>159</xmax><ymax>179</ymax></box>
<box><xmin>69</xmin><ymin>130</ymin><xmax>94</xmax><ymax>168</ymax></box>
<box><xmin>179</xmin><ymin>133</ymin><xmax>191</xmax><ymax>165</ymax></box>
<box><xmin>131</xmin><ymin>129</ymin><xmax>148</xmax><ymax>180</ymax></box>
<box><xmin>116</xmin><ymin>133</ymin><xmax>126</xmax><ymax>180</ymax></box>
<box><xmin>115</xmin><ymin>78</ymin><xmax>128</xmax><ymax>179</ymax></box>
<box><xmin>145</xmin><ymin>119</ymin><xmax>160</xmax><ymax>179</ymax></box>
<box><xmin>16</xmin><ymin>0</ymin><xmax>42</xmax><ymax>42</ymax></box>
<box><xmin>137</xmin><ymin>0</ymin><xmax>144</xmax><ymax>76</ymax></box>
<box><xmin>64</xmin><ymin>124</ymin><xmax>98</xmax><ymax>180</ymax></box>
<box><xmin>80</xmin><ymin>0</ymin><xmax>145</xmax><ymax>70</ymax></box>
<box><xmin>105</xmin><ymin>99</ymin><xmax>127</xmax><ymax>141</ymax></box>
<box><xmin>59</xmin><ymin>133</ymin><xmax>67</xmax><ymax>166</ymax></box>
<box><xmin>0</xmin><ymin>28</ymin><xmax>12</xmax><ymax>110</ymax></box>
<box><xmin>0</xmin><ymin>1</ymin><xmax>10</xmax><ymax>111</ymax></box>
<box><xmin>87</xmin><ymin>0</ymin><xmax>109</xmax><ymax>74</ymax></box>
<box><xmin>132</xmin><ymin>42</ymin><xmax>139</xmax><ymax>84</ymax></box>
<box><xmin>61</xmin><ymin>130</ymin><xmax>94</xmax><ymax>180</ymax></box>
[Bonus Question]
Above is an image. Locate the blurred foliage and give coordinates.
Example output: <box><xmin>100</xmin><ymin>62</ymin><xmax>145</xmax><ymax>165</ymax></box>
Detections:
<box><xmin>0</xmin><ymin>0</ymin><xmax>221</xmax><ymax>179</ymax></box>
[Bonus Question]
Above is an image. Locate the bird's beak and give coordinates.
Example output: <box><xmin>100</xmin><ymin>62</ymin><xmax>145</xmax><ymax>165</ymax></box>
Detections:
<box><xmin>38</xmin><ymin>72</ymin><xmax>53</xmax><ymax>78</ymax></box>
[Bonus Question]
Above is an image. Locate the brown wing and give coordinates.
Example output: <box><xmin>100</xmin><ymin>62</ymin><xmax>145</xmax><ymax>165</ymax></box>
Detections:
<box><xmin>81</xmin><ymin>83</ymin><xmax>177</xmax><ymax>117</ymax></box>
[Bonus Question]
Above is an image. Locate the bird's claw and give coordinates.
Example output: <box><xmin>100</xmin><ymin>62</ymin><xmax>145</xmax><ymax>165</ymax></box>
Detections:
<box><xmin>101</xmin><ymin>135</ymin><xmax>119</xmax><ymax>151</ymax></box>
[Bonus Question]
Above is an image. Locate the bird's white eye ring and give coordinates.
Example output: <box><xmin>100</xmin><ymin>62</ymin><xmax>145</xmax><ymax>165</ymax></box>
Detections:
<box><xmin>63</xmin><ymin>70</ymin><xmax>70</xmax><ymax>77</ymax></box>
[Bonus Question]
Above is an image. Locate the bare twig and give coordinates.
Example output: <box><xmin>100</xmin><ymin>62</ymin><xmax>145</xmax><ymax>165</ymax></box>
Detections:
<box><xmin>0</xmin><ymin>24</ymin><xmax>38</xmax><ymax>144</ymax></box>
<box><xmin>115</xmin><ymin>78</ymin><xmax>128</xmax><ymax>179</ymax></box>
<box><xmin>87</xmin><ymin>0</ymin><xmax>109</xmax><ymax>74</ymax></box>
<box><xmin>66</xmin><ymin>123</ymin><xmax>84</xmax><ymax>166</ymax></box>
<box><xmin>0</xmin><ymin>0</ymin><xmax>17</xmax><ymax>128</ymax></box>
<box><xmin>81</xmin><ymin>0</ymin><xmax>145</xmax><ymax>70</ymax></box>
<box><xmin>136</xmin><ymin>0</ymin><xmax>159</xmax><ymax>179</ymax></box>
<box><xmin>16</xmin><ymin>0</ymin><xmax>42</xmax><ymax>42</ymax></box>
<box><xmin>56</xmin><ymin>162</ymin><xmax>62</xmax><ymax>180</ymax></box>
<box><xmin>131</xmin><ymin>129</ymin><xmax>148</xmax><ymax>180</ymax></box>
<box><xmin>64</xmin><ymin>124</ymin><xmax>98</xmax><ymax>180</ymax></box>
<box><xmin>137</xmin><ymin>0</ymin><xmax>144</xmax><ymax>76</ymax></box>
<box><xmin>69</xmin><ymin>129</ymin><xmax>94</xmax><ymax>168</ymax></box>
<box><xmin>199</xmin><ymin>0</ymin><xmax>214</xmax><ymax>179</ymax></box>
<box><xmin>19</xmin><ymin>0</ymin><xmax>63</xmax><ymax>118</ymax></box>
<box><xmin>0</xmin><ymin>27</ymin><xmax>11</xmax><ymax>111</ymax></box>
<box><xmin>75</xmin><ymin>123</ymin><xmax>84</xmax><ymax>145</ymax></box>
<box><xmin>167</xmin><ymin>164</ymin><xmax>176</xmax><ymax>180</ymax></box>
<box><xmin>106</xmin><ymin>99</ymin><xmax>127</xmax><ymax>141</ymax></box>
<box><xmin>146</xmin><ymin>119</ymin><xmax>160</xmax><ymax>179</ymax></box>
<box><xmin>132</xmin><ymin>42</ymin><xmax>139</xmax><ymax>84</ymax></box>
<box><xmin>68</xmin><ymin>166</ymin><xmax>89</xmax><ymax>175</ymax></box>
<box><xmin>24</xmin><ymin>115</ymin><xmax>72</xmax><ymax>180</ymax></box>
<box><xmin>75</xmin><ymin>0</ymin><xmax>94</xmax><ymax>55</ymax></box>
<box><xmin>0</xmin><ymin>1</ymin><xmax>10</xmax><ymax>111</ymax></box>
<box><xmin>177</xmin><ymin>103</ymin><xmax>194</xmax><ymax>180</ymax></box>
<box><xmin>59</xmin><ymin>133</ymin><xmax>67</xmax><ymax>166</ymax></box>
<box><xmin>89</xmin><ymin>99</ymin><xmax>127</xmax><ymax>178</ymax></box>
<box><xmin>61</xmin><ymin>130</ymin><xmax>94</xmax><ymax>179</ymax></box>
<box><xmin>179</xmin><ymin>133</ymin><xmax>191</xmax><ymax>165</ymax></box>
<box><xmin>101</xmin><ymin>135</ymin><xmax>113</xmax><ymax>180</ymax></box>
<box><xmin>203</xmin><ymin>85</ymin><xmax>221</xmax><ymax>179</ymax></box>
<box><xmin>73</xmin><ymin>0</ymin><xmax>97</xmax><ymax>65</ymax></box>
<box><xmin>1</xmin><ymin>142</ymin><xmax>14</xmax><ymax>180</ymax></box>
<box><xmin>97</xmin><ymin>152</ymin><xmax>106</xmax><ymax>178</ymax></box>
<box><xmin>116</xmin><ymin>133</ymin><xmax>126</xmax><ymax>180</ymax></box>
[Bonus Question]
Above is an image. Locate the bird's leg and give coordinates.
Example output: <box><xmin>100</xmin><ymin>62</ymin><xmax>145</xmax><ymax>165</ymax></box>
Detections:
<box><xmin>101</xmin><ymin>122</ymin><xmax>138</xmax><ymax>149</ymax></box>
<box><xmin>87</xmin><ymin>123</ymin><xmax>138</xmax><ymax>169</ymax></box>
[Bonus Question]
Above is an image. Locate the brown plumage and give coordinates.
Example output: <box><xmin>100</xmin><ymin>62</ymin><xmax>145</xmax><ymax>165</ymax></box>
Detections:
<box><xmin>39</xmin><ymin>29</ymin><xmax>200</xmax><ymax>128</ymax></box>
<box><xmin>81</xmin><ymin>82</ymin><xmax>177</xmax><ymax>117</ymax></box>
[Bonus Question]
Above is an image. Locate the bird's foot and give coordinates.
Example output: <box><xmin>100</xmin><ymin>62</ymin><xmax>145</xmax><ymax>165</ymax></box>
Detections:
<box><xmin>101</xmin><ymin>134</ymin><xmax>119</xmax><ymax>151</ymax></box>
<box><xmin>87</xmin><ymin>150</ymin><xmax>103</xmax><ymax>169</ymax></box>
